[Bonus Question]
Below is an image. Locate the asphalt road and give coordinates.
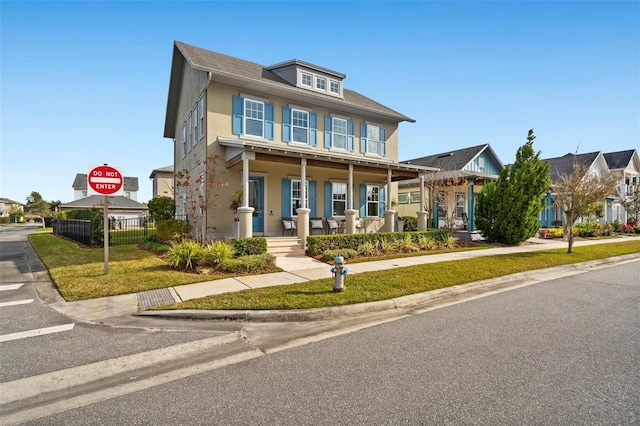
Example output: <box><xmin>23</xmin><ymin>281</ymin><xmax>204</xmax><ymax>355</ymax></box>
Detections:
<box><xmin>12</xmin><ymin>255</ymin><xmax>638</xmax><ymax>424</ymax></box>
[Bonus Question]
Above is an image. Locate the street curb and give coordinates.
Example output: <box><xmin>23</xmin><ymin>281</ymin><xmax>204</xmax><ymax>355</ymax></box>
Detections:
<box><xmin>138</xmin><ymin>252</ymin><xmax>640</xmax><ymax>323</ymax></box>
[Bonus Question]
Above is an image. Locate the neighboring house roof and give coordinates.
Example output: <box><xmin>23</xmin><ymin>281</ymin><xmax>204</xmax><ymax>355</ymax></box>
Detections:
<box><xmin>603</xmin><ymin>149</ymin><xmax>637</xmax><ymax>171</ymax></box>
<box><xmin>0</xmin><ymin>197</ymin><xmax>24</xmax><ymax>206</ymax></box>
<box><xmin>402</xmin><ymin>144</ymin><xmax>502</xmax><ymax>172</ymax></box>
<box><xmin>149</xmin><ymin>165</ymin><xmax>174</xmax><ymax>179</ymax></box>
<box><xmin>542</xmin><ymin>152</ymin><xmax>601</xmax><ymax>184</ymax></box>
<box><xmin>164</xmin><ymin>41</ymin><xmax>415</xmax><ymax>138</ymax></box>
<box><xmin>59</xmin><ymin>196</ymin><xmax>148</xmax><ymax>211</ymax></box>
<box><xmin>72</xmin><ymin>174</ymin><xmax>139</xmax><ymax>191</ymax></box>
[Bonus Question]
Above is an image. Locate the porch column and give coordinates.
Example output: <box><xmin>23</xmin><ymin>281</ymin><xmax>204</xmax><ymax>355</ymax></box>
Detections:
<box><xmin>345</xmin><ymin>164</ymin><xmax>357</xmax><ymax>234</ymax></box>
<box><xmin>417</xmin><ymin>174</ymin><xmax>428</xmax><ymax>231</ymax></box>
<box><xmin>384</xmin><ymin>169</ymin><xmax>396</xmax><ymax>232</ymax></box>
<box><xmin>297</xmin><ymin>158</ymin><xmax>310</xmax><ymax>250</ymax></box>
<box><xmin>467</xmin><ymin>179</ymin><xmax>475</xmax><ymax>231</ymax></box>
<box><xmin>238</xmin><ymin>155</ymin><xmax>254</xmax><ymax>238</ymax></box>
<box><xmin>433</xmin><ymin>200</ymin><xmax>439</xmax><ymax>229</ymax></box>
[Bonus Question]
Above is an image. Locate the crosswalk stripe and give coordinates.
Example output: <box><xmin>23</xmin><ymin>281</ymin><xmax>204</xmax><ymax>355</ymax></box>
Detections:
<box><xmin>0</xmin><ymin>283</ymin><xmax>24</xmax><ymax>291</ymax></box>
<box><xmin>0</xmin><ymin>299</ymin><xmax>33</xmax><ymax>308</ymax></box>
<box><xmin>0</xmin><ymin>323</ymin><xmax>75</xmax><ymax>343</ymax></box>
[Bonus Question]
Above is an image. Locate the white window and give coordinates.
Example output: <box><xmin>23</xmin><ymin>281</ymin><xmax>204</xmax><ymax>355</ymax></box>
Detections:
<box><xmin>81</xmin><ymin>190</ymin><xmax>87</xmax><ymax>198</ymax></box>
<box><xmin>366</xmin><ymin>185</ymin><xmax>379</xmax><ymax>217</ymax></box>
<box><xmin>332</xmin><ymin>182</ymin><xmax>347</xmax><ymax>216</ymax></box>
<box><xmin>330</xmin><ymin>80</ymin><xmax>340</xmax><ymax>94</ymax></box>
<box><xmin>197</xmin><ymin>95</ymin><xmax>204</xmax><ymax>140</ymax></box>
<box><xmin>410</xmin><ymin>192</ymin><xmax>421</xmax><ymax>203</ymax></box>
<box><xmin>125</xmin><ymin>191</ymin><xmax>131</xmax><ymax>199</ymax></box>
<box><xmin>244</xmin><ymin>99</ymin><xmax>264</xmax><ymax>137</ymax></box>
<box><xmin>292</xmin><ymin>109</ymin><xmax>309</xmax><ymax>144</ymax></box>
<box><xmin>398</xmin><ymin>193</ymin><xmax>409</xmax><ymax>204</ymax></box>
<box><xmin>316</xmin><ymin>77</ymin><xmax>326</xmax><ymax>91</ymax></box>
<box><xmin>187</xmin><ymin>113</ymin><xmax>193</xmax><ymax>152</ymax></box>
<box><xmin>301</xmin><ymin>73</ymin><xmax>312</xmax><ymax>87</ymax></box>
<box><xmin>332</xmin><ymin>117</ymin><xmax>347</xmax><ymax>150</ymax></box>
<box><xmin>478</xmin><ymin>157</ymin><xmax>485</xmax><ymax>171</ymax></box>
<box><xmin>456</xmin><ymin>193</ymin><xmax>465</xmax><ymax>219</ymax></box>
<box><xmin>181</xmin><ymin>123</ymin><xmax>186</xmax><ymax>158</ymax></box>
<box><xmin>366</xmin><ymin>124</ymin><xmax>381</xmax><ymax>155</ymax></box>
<box><xmin>192</xmin><ymin>104</ymin><xmax>198</xmax><ymax>147</ymax></box>
<box><xmin>291</xmin><ymin>180</ymin><xmax>309</xmax><ymax>214</ymax></box>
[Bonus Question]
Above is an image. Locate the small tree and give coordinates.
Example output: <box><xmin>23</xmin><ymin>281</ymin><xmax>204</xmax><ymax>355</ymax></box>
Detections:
<box><xmin>476</xmin><ymin>129</ymin><xmax>550</xmax><ymax>245</ymax></box>
<box><xmin>621</xmin><ymin>181</ymin><xmax>640</xmax><ymax>222</ymax></box>
<box><xmin>554</xmin><ymin>164</ymin><xmax>618</xmax><ymax>253</ymax></box>
<box><xmin>148</xmin><ymin>196</ymin><xmax>176</xmax><ymax>222</ymax></box>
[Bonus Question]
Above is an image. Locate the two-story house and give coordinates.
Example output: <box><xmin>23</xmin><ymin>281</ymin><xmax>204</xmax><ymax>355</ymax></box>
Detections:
<box><xmin>163</xmin><ymin>41</ymin><xmax>434</xmax><ymax>244</ymax></box>
<box><xmin>0</xmin><ymin>197</ymin><xmax>24</xmax><ymax>221</ymax></box>
<box><xmin>603</xmin><ymin>149</ymin><xmax>640</xmax><ymax>223</ymax></box>
<box><xmin>149</xmin><ymin>165</ymin><xmax>174</xmax><ymax>198</ymax></box>
<box><xmin>396</xmin><ymin>144</ymin><xmax>503</xmax><ymax>231</ymax></box>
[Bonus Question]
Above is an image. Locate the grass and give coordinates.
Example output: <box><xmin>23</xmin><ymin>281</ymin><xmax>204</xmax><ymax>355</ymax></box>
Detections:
<box><xmin>164</xmin><ymin>240</ymin><xmax>640</xmax><ymax>311</ymax></box>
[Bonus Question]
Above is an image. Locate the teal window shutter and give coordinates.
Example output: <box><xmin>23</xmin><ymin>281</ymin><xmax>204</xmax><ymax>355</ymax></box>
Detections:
<box><xmin>265</xmin><ymin>102</ymin><xmax>274</xmax><ymax>140</ymax></box>
<box><xmin>282</xmin><ymin>106</ymin><xmax>291</xmax><ymax>142</ymax></box>
<box><xmin>324</xmin><ymin>181</ymin><xmax>332</xmax><ymax>217</ymax></box>
<box><xmin>380</xmin><ymin>127</ymin><xmax>386</xmax><ymax>156</ymax></box>
<box><xmin>309</xmin><ymin>181</ymin><xmax>317</xmax><ymax>216</ymax></box>
<box><xmin>282</xmin><ymin>178</ymin><xmax>291</xmax><ymax>216</ymax></box>
<box><xmin>310</xmin><ymin>112</ymin><xmax>318</xmax><ymax>146</ymax></box>
<box><xmin>324</xmin><ymin>115</ymin><xmax>332</xmax><ymax>149</ymax></box>
<box><xmin>347</xmin><ymin>120</ymin><xmax>355</xmax><ymax>152</ymax></box>
<box><xmin>232</xmin><ymin>96</ymin><xmax>243</xmax><ymax>135</ymax></box>
<box><xmin>360</xmin><ymin>122</ymin><xmax>367</xmax><ymax>154</ymax></box>
<box><xmin>379</xmin><ymin>186</ymin><xmax>386</xmax><ymax>218</ymax></box>
<box><xmin>359</xmin><ymin>184</ymin><xmax>366</xmax><ymax>217</ymax></box>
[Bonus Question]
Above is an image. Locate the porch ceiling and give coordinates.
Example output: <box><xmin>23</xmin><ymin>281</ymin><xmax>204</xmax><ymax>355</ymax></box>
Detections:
<box><xmin>218</xmin><ymin>138</ymin><xmax>436</xmax><ymax>182</ymax></box>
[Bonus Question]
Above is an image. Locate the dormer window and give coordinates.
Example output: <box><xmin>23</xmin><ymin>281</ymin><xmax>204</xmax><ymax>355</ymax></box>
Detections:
<box><xmin>301</xmin><ymin>73</ymin><xmax>312</xmax><ymax>87</ymax></box>
<box><xmin>330</xmin><ymin>81</ymin><xmax>340</xmax><ymax>94</ymax></box>
<box><xmin>316</xmin><ymin>77</ymin><xmax>326</xmax><ymax>91</ymax></box>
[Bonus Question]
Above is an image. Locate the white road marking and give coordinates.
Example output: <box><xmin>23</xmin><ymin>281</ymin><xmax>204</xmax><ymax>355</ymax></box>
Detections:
<box><xmin>0</xmin><ymin>299</ymin><xmax>33</xmax><ymax>308</ymax></box>
<box><xmin>0</xmin><ymin>323</ymin><xmax>75</xmax><ymax>343</ymax></box>
<box><xmin>0</xmin><ymin>283</ymin><xmax>24</xmax><ymax>291</ymax></box>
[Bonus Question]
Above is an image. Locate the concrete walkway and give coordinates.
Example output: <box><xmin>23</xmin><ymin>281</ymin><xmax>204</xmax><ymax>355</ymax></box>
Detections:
<box><xmin>43</xmin><ymin>236</ymin><xmax>640</xmax><ymax>324</ymax></box>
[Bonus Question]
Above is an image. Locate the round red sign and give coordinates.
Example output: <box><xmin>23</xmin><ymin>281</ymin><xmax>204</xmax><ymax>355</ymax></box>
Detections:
<box><xmin>88</xmin><ymin>165</ymin><xmax>123</xmax><ymax>195</ymax></box>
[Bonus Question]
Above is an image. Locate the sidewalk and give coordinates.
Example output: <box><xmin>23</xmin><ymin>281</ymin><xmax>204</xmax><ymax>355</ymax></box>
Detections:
<box><xmin>45</xmin><ymin>236</ymin><xmax>640</xmax><ymax>324</ymax></box>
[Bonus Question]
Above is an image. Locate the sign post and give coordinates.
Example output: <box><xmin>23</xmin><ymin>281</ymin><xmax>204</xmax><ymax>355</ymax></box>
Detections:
<box><xmin>88</xmin><ymin>164</ymin><xmax>124</xmax><ymax>275</ymax></box>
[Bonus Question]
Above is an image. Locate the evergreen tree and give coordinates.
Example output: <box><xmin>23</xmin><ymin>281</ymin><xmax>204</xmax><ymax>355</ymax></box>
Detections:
<box><xmin>25</xmin><ymin>191</ymin><xmax>51</xmax><ymax>218</ymax></box>
<box><xmin>148</xmin><ymin>196</ymin><xmax>176</xmax><ymax>221</ymax></box>
<box><xmin>476</xmin><ymin>129</ymin><xmax>551</xmax><ymax>244</ymax></box>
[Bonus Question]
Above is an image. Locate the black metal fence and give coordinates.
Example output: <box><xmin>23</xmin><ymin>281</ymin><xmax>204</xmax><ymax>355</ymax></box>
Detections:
<box><xmin>53</xmin><ymin>217</ymin><xmax>157</xmax><ymax>246</ymax></box>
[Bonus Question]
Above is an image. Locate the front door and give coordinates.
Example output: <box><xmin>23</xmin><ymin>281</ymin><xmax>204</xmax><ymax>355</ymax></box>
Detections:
<box><xmin>249</xmin><ymin>176</ymin><xmax>264</xmax><ymax>233</ymax></box>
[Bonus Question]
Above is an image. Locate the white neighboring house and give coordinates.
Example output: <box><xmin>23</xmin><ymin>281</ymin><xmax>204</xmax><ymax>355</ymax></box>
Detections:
<box><xmin>58</xmin><ymin>174</ymin><xmax>148</xmax><ymax>221</ymax></box>
<box><xmin>604</xmin><ymin>149</ymin><xmax>640</xmax><ymax>223</ymax></box>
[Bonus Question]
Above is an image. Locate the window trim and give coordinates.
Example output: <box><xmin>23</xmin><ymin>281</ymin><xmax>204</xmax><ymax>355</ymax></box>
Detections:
<box><xmin>291</xmin><ymin>179</ymin><xmax>309</xmax><ymax>215</ymax></box>
<box><xmin>331</xmin><ymin>117</ymin><xmax>348</xmax><ymax>151</ymax></box>
<box><xmin>291</xmin><ymin>108</ymin><xmax>310</xmax><ymax>144</ymax></box>
<box><xmin>316</xmin><ymin>77</ymin><xmax>326</xmax><ymax>91</ymax></box>
<box><xmin>331</xmin><ymin>182</ymin><xmax>347</xmax><ymax>217</ymax></box>
<box><xmin>361</xmin><ymin>122</ymin><xmax>386</xmax><ymax>157</ymax></box>
<box><xmin>366</xmin><ymin>184</ymin><xmax>380</xmax><ymax>218</ymax></box>
<box><xmin>181</xmin><ymin>122</ymin><xmax>186</xmax><ymax>158</ymax></box>
<box><xmin>243</xmin><ymin>98</ymin><xmax>265</xmax><ymax>138</ymax></box>
<box><xmin>197</xmin><ymin>95</ymin><xmax>204</xmax><ymax>141</ymax></box>
<box><xmin>187</xmin><ymin>112</ymin><xmax>193</xmax><ymax>152</ymax></box>
<box><xmin>455</xmin><ymin>192</ymin><xmax>465</xmax><ymax>220</ymax></box>
<box><xmin>330</xmin><ymin>80</ymin><xmax>340</xmax><ymax>94</ymax></box>
<box><xmin>301</xmin><ymin>72</ymin><xmax>312</xmax><ymax>87</ymax></box>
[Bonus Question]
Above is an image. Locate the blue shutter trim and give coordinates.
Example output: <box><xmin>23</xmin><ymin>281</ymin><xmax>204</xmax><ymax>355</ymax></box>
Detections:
<box><xmin>282</xmin><ymin>106</ymin><xmax>291</xmax><ymax>142</ymax></box>
<box><xmin>310</xmin><ymin>112</ymin><xmax>318</xmax><ymax>146</ymax></box>
<box><xmin>324</xmin><ymin>181</ymin><xmax>332</xmax><ymax>217</ymax></box>
<box><xmin>360</xmin><ymin>122</ymin><xmax>367</xmax><ymax>154</ymax></box>
<box><xmin>380</xmin><ymin>127</ymin><xmax>386</xmax><ymax>156</ymax></box>
<box><xmin>282</xmin><ymin>178</ymin><xmax>291</xmax><ymax>216</ymax></box>
<box><xmin>265</xmin><ymin>102</ymin><xmax>274</xmax><ymax>140</ymax></box>
<box><xmin>347</xmin><ymin>120</ymin><xmax>355</xmax><ymax>152</ymax></box>
<box><xmin>232</xmin><ymin>96</ymin><xmax>243</xmax><ymax>135</ymax></box>
<box><xmin>359</xmin><ymin>184</ymin><xmax>366</xmax><ymax>217</ymax></box>
<box><xmin>309</xmin><ymin>181</ymin><xmax>317</xmax><ymax>216</ymax></box>
<box><xmin>324</xmin><ymin>115</ymin><xmax>332</xmax><ymax>149</ymax></box>
<box><xmin>379</xmin><ymin>186</ymin><xmax>386</xmax><ymax>218</ymax></box>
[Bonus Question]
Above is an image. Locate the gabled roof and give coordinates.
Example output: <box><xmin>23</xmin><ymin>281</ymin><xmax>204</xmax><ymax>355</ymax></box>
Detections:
<box><xmin>542</xmin><ymin>152</ymin><xmax>601</xmax><ymax>184</ymax></box>
<box><xmin>164</xmin><ymin>41</ymin><xmax>415</xmax><ymax>138</ymax></box>
<box><xmin>149</xmin><ymin>165</ymin><xmax>174</xmax><ymax>179</ymax></box>
<box><xmin>72</xmin><ymin>174</ymin><xmax>139</xmax><ymax>191</ymax></box>
<box><xmin>401</xmin><ymin>144</ymin><xmax>502</xmax><ymax>173</ymax></box>
<box><xmin>59</xmin><ymin>196</ymin><xmax>148</xmax><ymax>211</ymax></box>
<box><xmin>0</xmin><ymin>197</ymin><xmax>24</xmax><ymax>206</ymax></box>
<box><xmin>603</xmin><ymin>149</ymin><xmax>637</xmax><ymax>170</ymax></box>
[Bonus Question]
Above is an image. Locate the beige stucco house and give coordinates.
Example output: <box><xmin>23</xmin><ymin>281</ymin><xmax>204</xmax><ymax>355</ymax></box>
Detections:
<box><xmin>0</xmin><ymin>197</ymin><xmax>24</xmax><ymax>220</ymax></box>
<box><xmin>149</xmin><ymin>165</ymin><xmax>174</xmax><ymax>198</ymax></box>
<box><xmin>163</xmin><ymin>41</ymin><xmax>435</xmax><ymax>245</ymax></box>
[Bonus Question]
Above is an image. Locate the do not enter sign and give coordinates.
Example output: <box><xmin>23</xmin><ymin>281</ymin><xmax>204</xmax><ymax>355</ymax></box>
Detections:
<box><xmin>88</xmin><ymin>165</ymin><xmax>124</xmax><ymax>196</ymax></box>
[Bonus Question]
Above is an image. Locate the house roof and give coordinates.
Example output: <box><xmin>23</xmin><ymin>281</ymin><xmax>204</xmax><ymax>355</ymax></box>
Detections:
<box><xmin>603</xmin><ymin>149</ymin><xmax>637</xmax><ymax>170</ymax></box>
<box><xmin>0</xmin><ymin>197</ymin><xmax>24</xmax><ymax>206</ymax></box>
<box><xmin>72</xmin><ymin>174</ymin><xmax>139</xmax><ymax>191</ymax></box>
<box><xmin>164</xmin><ymin>41</ymin><xmax>415</xmax><ymax>138</ymax></box>
<box><xmin>149</xmin><ymin>165</ymin><xmax>174</xmax><ymax>179</ymax></box>
<box><xmin>542</xmin><ymin>151</ymin><xmax>601</xmax><ymax>184</ymax></box>
<box><xmin>401</xmin><ymin>144</ymin><xmax>501</xmax><ymax>172</ymax></box>
<box><xmin>59</xmin><ymin>196</ymin><xmax>148</xmax><ymax>211</ymax></box>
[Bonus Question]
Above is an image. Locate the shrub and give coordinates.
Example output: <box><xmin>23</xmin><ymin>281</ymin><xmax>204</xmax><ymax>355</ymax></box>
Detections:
<box><xmin>417</xmin><ymin>235</ymin><xmax>439</xmax><ymax>250</ymax></box>
<box><xmin>142</xmin><ymin>235</ymin><xmax>171</xmax><ymax>253</ymax></box>
<box><xmin>202</xmin><ymin>240</ymin><xmax>235</xmax><ymax>267</ymax></box>
<box><xmin>148</xmin><ymin>196</ymin><xmax>176</xmax><ymax>221</ymax></box>
<box><xmin>611</xmin><ymin>220</ymin><xmax>621</xmax><ymax>233</ymax></box>
<box><xmin>321</xmin><ymin>248</ymin><xmax>358</xmax><ymax>262</ymax></box>
<box><xmin>357</xmin><ymin>241</ymin><xmax>380</xmax><ymax>256</ymax></box>
<box><xmin>400</xmin><ymin>216</ymin><xmax>418</xmax><ymax>232</ymax></box>
<box><xmin>218</xmin><ymin>253</ymin><xmax>275</xmax><ymax>273</ymax></box>
<box><xmin>157</xmin><ymin>219</ymin><xmax>191</xmax><ymax>243</ymax></box>
<box><xmin>231</xmin><ymin>237</ymin><xmax>267</xmax><ymax>256</ymax></box>
<box><xmin>397</xmin><ymin>234</ymin><xmax>419</xmax><ymax>252</ymax></box>
<box><xmin>167</xmin><ymin>241</ymin><xmax>204</xmax><ymax>269</ymax></box>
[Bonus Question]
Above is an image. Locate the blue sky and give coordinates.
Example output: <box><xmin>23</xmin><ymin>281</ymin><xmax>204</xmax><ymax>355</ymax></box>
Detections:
<box><xmin>2</xmin><ymin>1</ymin><xmax>638</xmax><ymax>205</ymax></box>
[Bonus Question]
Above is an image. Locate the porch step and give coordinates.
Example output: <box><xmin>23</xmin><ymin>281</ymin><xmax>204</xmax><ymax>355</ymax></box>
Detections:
<box><xmin>266</xmin><ymin>237</ymin><xmax>304</xmax><ymax>257</ymax></box>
